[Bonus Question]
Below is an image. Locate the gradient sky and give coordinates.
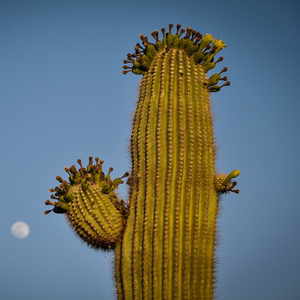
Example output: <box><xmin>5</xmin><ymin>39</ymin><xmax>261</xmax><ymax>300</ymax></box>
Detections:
<box><xmin>1</xmin><ymin>0</ymin><xmax>300</xmax><ymax>299</ymax></box>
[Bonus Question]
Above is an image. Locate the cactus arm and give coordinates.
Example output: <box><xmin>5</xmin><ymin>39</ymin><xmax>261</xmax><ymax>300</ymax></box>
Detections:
<box><xmin>44</xmin><ymin>158</ymin><xmax>129</xmax><ymax>250</ymax></box>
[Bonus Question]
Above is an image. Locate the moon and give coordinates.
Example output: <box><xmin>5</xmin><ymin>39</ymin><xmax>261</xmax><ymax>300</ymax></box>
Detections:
<box><xmin>11</xmin><ymin>221</ymin><xmax>30</xmax><ymax>239</ymax></box>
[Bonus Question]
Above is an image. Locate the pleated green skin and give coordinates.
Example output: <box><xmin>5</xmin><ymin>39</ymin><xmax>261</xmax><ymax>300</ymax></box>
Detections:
<box><xmin>117</xmin><ymin>48</ymin><xmax>218</xmax><ymax>300</ymax></box>
<box><xmin>44</xmin><ymin>159</ymin><xmax>129</xmax><ymax>250</ymax></box>
<box><xmin>66</xmin><ymin>184</ymin><xmax>126</xmax><ymax>250</ymax></box>
<box><xmin>45</xmin><ymin>24</ymin><xmax>240</xmax><ymax>300</ymax></box>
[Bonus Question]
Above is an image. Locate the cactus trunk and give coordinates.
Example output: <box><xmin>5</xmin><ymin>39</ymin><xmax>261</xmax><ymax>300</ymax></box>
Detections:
<box><xmin>45</xmin><ymin>24</ymin><xmax>240</xmax><ymax>300</ymax></box>
<box><xmin>118</xmin><ymin>47</ymin><xmax>218</xmax><ymax>299</ymax></box>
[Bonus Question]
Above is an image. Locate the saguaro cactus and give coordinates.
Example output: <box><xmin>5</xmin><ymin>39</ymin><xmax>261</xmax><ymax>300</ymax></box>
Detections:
<box><xmin>45</xmin><ymin>24</ymin><xmax>240</xmax><ymax>300</ymax></box>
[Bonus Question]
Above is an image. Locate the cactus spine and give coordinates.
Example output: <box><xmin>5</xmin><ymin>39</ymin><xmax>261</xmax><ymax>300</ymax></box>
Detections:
<box><xmin>45</xmin><ymin>24</ymin><xmax>240</xmax><ymax>300</ymax></box>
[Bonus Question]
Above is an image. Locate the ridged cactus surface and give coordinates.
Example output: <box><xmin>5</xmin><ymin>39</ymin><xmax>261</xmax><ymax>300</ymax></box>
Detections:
<box><xmin>45</xmin><ymin>24</ymin><xmax>240</xmax><ymax>300</ymax></box>
<box><xmin>45</xmin><ymin>157</ymin><xmax>129</xmax><ymax>250</ymax></box>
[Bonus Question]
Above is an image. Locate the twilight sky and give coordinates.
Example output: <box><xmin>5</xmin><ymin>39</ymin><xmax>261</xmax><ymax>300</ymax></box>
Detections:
<box><xmin>1</xmin><ymin>0</ymin><xmax>300</xmax><ymax>299</ymax></box>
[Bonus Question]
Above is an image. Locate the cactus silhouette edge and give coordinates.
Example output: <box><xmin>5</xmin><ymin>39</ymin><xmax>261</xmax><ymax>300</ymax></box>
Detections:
<box><xmin>45</xmin><ymin>24</ymin><xmax>240</xmax><ymax>299</ymax></box>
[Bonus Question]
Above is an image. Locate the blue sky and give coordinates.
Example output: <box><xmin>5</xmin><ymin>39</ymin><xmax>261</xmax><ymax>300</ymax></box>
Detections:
<box><xmin>1</xmin><ymin>0</ymin><xmax>300</xmax><ymax>299</ymax></box>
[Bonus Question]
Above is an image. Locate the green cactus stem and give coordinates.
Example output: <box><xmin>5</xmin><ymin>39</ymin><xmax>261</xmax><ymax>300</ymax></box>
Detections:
<box><xmin>45</xmin><ymin>157</ymin><xmax>129</xmax><ymax>250</ymax></box>
<box><xmin>45</xmin><ymin>24</ymin><xmax>240</xmax><ymax>299</ymax></box>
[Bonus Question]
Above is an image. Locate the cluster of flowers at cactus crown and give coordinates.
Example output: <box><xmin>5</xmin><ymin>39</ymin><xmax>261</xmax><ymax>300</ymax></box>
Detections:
<box><xmin>123</xmin><ymin>24</ymin><xmax>230</xmax><ymax>92</ymax></box>
<box><xmin>44</xmin><ymin>156</ymin><xmax>129</xmax><ymax>215</ymax></box>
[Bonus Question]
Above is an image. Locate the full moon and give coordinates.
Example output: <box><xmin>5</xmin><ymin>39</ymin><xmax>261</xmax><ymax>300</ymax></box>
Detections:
<box><xmin>11</xmin><ymin>221</ymin><xmax>30</xmax><ymax>239</ymax></box>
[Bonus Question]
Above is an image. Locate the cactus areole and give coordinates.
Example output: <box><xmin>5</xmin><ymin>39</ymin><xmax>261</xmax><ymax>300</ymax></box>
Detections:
<box><xmin>45</xmin><ymin>24</ymin><xmax>240</xmax><ymax>300</ymax></box>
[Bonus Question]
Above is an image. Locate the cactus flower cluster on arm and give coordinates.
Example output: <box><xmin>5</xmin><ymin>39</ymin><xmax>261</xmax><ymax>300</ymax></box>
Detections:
<box><xmin>45</xmin><ymin>24</ymin><xmax>240</xmax><ymax>300</ymax></box>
